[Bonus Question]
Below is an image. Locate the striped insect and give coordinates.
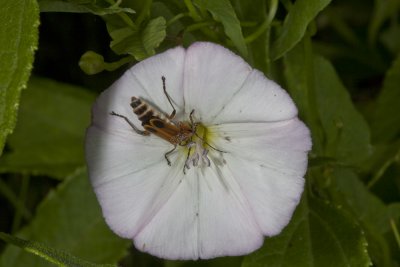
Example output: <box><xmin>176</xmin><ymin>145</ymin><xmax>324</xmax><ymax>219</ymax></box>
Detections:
<box><xmin>110</xmin><ymin>76</ymin><xmax>213</xmax><ymax>171</ymax></box>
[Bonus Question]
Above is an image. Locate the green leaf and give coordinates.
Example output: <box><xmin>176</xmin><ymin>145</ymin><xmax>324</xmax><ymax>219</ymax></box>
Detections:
<box><xmin>380</xmin><ymin>26</ymin><xmax>400</xmax><ymax>54</ymax></box>
<box><xmin>107</xmin><ymin>16</ymin><xmax>166</xmax><ymax>61</ymax></box>
<box><xmin>271</xmin><ymin>0</ymin><xmax>331</xmax><ymax>60</ymax></box>
<box><xmin>0</xmin><ymin>77</ymin><xmax>96</xmax><ymax>178</ymax></box>
<box><xmin>241</xmin><ymin>193</ymin><xmax>371</xmax><ymax>267</ymax></box>
<box><xmin>313</xmin><ymin>55</ymin><xmax>372</xmax><ymax>165</ymax></box>
<box><xmin>0</xmin><ymin>0</ymin><xmax>39</xmax><ymax>155</ymax></box>
<box><xmin>368</xmin><ymin>0</ymin><xmax>400</xmax><ymax>45</ymax></box>
<box><xmin>0</xmin><ymin>168</ymin><xmax>130</xmax><ymax>267</ymax></box>
<box><xmin>38</xmin><ymin>0</ymin><xmax>135</xmax><ymax>15</ymax></box>
<box><xmin>193</xmin><ymin>0</ymin><xmax>248</xmax><ymax>57</ymax></box>
<box><xmin>329</xmin><ymin>167</ymin><xmax>398</xmax><ymax>267</ymax></box>
<box><xmin>371</xmin><ymin>53</ymin><xmax>400</xmax><ymax>143</ymax></box>
<box><xmin>0</xmin><ymin>232</ymin><xmax>117</xmax><ymax>267</ymax></box>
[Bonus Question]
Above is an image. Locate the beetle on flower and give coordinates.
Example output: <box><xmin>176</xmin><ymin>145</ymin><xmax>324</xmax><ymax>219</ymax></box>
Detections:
<box><xmin>85</xmin><ymin>42</ymin><xmax>312</xmax><ymax>260</ymax></box>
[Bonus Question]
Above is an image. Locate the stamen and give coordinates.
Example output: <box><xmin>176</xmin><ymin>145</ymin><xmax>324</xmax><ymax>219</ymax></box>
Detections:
<box><xmin>185</xmin><ymin>139</ymin><xmax>212</xmax><ymax>170</ymax></box>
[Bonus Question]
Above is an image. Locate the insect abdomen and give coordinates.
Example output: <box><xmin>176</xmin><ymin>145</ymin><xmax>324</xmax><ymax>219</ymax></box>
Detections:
<box><xmin>131</xmin><ymin>97</ymin><xmax>171</xmax><ymax>125</ymax></box>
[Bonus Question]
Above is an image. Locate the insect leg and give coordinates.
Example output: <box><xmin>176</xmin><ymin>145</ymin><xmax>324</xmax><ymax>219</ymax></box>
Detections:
<box><xmin>164</xmin><ymin>145</ymin><xmax>177</xmax><ymax>166</ymax></box>
<box><xmin>162</xmin><ymin>76</ymin><xmax>176</xmax><ymax>119</ymax></box>
<box><xmin>183</xmin><ymin>144</ymin><xmax>193</xmax><ymax>174</ymax></box>
<box><xmin>110</xmin><ymin>111</ymin><xmax>149</xmax><ymax>135</ymax></box>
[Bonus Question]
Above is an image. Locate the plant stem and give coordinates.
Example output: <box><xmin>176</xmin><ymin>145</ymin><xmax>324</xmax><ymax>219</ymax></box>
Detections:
<box><xmin>135</xmin><ymin>0</ymin><xmax>153</xmax><ymax>26</ymax></box>
<box><xmin>184</xmin><ymin>0</ymin><xmax>201</xmax><ymax>22</ymax></box>
<box><xmin>167</xmin><ymin>13</ymin><xmax>189</xmax><ymax>27</ymax></box>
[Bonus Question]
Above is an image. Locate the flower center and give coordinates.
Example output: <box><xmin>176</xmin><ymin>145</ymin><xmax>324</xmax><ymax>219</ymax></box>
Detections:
<box><xmin>184</xmin><ymin>124</ymin><xmax>212</xmax><ymax>171</ymax></box>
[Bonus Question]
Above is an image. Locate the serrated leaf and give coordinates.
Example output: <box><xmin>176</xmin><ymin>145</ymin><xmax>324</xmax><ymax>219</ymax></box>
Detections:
<box><xmin>38</xmin><ymin>0</ymin><xmax>135</xmax><ymax>15</ymax></box>
<box><xmin>313</xmin><ymin>55</ymin><xmax>372</xmax><ymax>165</ymax></box>
<box><xmin>0</xmin><ymin>0</ymin><xmax>39</xmax><ymax>155</ymax></box>
<box><xmin>271</xmin><ymin>0</ymin><xmax>331</xmax><ymax>60</ymax></box>
<box><xmin>329</xmin><ymin>167</ymin><xmax>398</xmax><ymax>267</ymax></box>
<box><xmin>242</xmin><ymin>193</ymin><xmax>371</xmax><ymax>267</ymax></box>
<box><xmin>0</xmin><ymin>77</ymin><xmax>95</xmax><ymax>178</ymax></box>
<box><xmin>193</xmin><ymin>0</ymin><xmax>248</xmax><ymax>57</ymax></box>
<box><xmin>108</xmin><ymin>16</ymin><xmax>166</xmax><ymax>61</ymax></box>
<box><xmin>371</xmin><ymin>53</ymin><xmax>400</xmax><ymax>143</ymax></box>
<box><xmin>0</xmin><ymin>232</ymin><xmax>117</xmax><ymax>267</ymax></box>
<box><xmin>0</xmin><ymin>169</ymin><xmax>130</xmax><ymax>267</ymax></box>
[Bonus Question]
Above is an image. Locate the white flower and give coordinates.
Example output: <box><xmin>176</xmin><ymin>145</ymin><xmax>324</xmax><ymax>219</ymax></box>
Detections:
<box><xmin>85</xmin><ymin>42</ymin><xmax>311</xmax><ymax>260</ymax></box>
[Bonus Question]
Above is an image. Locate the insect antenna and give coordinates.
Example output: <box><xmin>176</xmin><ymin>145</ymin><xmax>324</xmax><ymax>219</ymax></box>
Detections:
<box><xmin>189</xmin><ymin>109</ymin><xmax>225</xmax><ymax>153</ymax></box>
<box><xmin>162</xmin><ymin>76</ymin><xmax>176</xmax><ymax>119</ymax></box>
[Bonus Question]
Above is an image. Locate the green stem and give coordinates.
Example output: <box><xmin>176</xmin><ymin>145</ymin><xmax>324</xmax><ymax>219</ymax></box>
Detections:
<box><xmin>240</xmin><ymin>21</ymin><xmax>258</xmax><ymax>27</ymax></box>
<box><xmin>280</xmin><ymin>0</ymin><xmax>292</xmax><ymax>11</ymax></box>
<box><xmin>116</xmin><ymin>12</ymin><xmax>135</xmax><ymax>28</ymax></box>
<box><xmin>390</xmin><ymin>218</ymin><xmax>400</xmax><ymax>251</ymax></box>
<box><xmin>185</xmin><ymin>21</ymin><xmax>215</xmax><ymax>33</ymax></box>
<box><xmin>167</xmin><ymin>13</ymin><xmax>189</xmax><ymax>27</ymax></box>
<box><xmin>257</xmin><ymin>0</ymin><xmax>278</xmax><ymax>74</ymax></box>
<box><xmin>184</xmin><ymin>0</ymin><xmax>202</xmax><ymax>22</ymax></box>
<box><xmin>135</xmin><ymin>0</ymin><xmax>153</xmax><ymax>26</ymax></box>
<box><xmin>245</xmin><ymin>19</ymin><xmax>269</xmax><ymax>44</ymax></box>
<box><xmin>12</xmin><ymin>175</ymin><xmax>30</xmax><ymax>233</ymax></box>
<box><xmin>368</xmin><ymin>148</ymin><xmax>400</xmax><ymax>188</ymax></box>
<box><xmin>0</xmin><ymin>178</ymin><xmax>31</xmax><ymax>220</ymax></box>
<box><xmin>267</xmin><ymin>0</ymin><xmax>278</xmax><ymax>23</ymax></box>
<box><xmin>104</xmin><ymin>56</ymin><xmax>135</xmax><ymax>71</ymax></box>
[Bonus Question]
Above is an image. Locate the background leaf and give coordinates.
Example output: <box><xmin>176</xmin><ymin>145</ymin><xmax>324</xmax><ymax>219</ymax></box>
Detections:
<box><xmin>329</xmin><ymin>167</ymin><xmax>399</xmax><ymax>267</ymax></box>
<box><xmin>108</xmin><ymin>16</ymin><xmax>166</xmax><ymax>61</ymax></box>
<box><xmin>0</xmin><ymin>77</ymin><xmax>95</xmax><ymax>179</ymax></box>
<box><xmin>371</xmin><ymin>53</ymin><xmax>400</xmax><ymax>143</ymax></box>
<box><xmin>193</xmin><ymin>0</ymin><xmax>248</xmax><ymax>57</ymax></box>
<box><xmin>312</xmin><ymin>55</ymin><xmax>372</xmax><ymax>165</ymax></box>
<box><xmin>271</xmin><ymin>0</ymin><xmax>331</xmax><ymax>60</ymax></box>
<box><xmin>38</xmin><ymin>0</ymin><xmax>135</xmax><ymax>15</ymax></box>
<box><xmin>0</xmin><ymin>168</ymin><xmax>130</xmax><ymax>267</ymax></box>
<box><xmin>0</xmin><ymin>232</ymin><xmax>117</xmax><ymax>267</ymax></box>
<box><xmin>0</xmin><ymin>0</ymin><xmax>39</xmax><ymax>155</ymax></box>
<box><xmin>241</xmin><ymin>192</ymin><xmax>371</xmax><ymax>267</ymax></box>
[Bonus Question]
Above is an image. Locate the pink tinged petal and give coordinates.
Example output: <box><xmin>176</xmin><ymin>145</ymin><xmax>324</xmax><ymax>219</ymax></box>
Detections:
<box><xmin>224</xmin><ymin>154</ymin><xmax>305</xmax><ymax>236</ymax></box>
<box><xmin>213</xmin><ymin>70</ymin><xmax>298</xmax><ymax>124</ymax></box>
<box><xmin>197</xmin><ymin>166</ymin><xmax>264</xmax><ymax>259</ymax></box>
<box><xmin>91</xmin><ymin>149</ymin><xmax>186</xmax><ymax>239</ymax></box>
<box><xmin>183</xmin><ymin>42</ymin><xmax>252</xmax><ymax>123</ymax></box>
<box><xmin>134</xmin><ymin>164</ymin><xmax>264</xmax><ymax>260</ymax></box>
<box><xmin>133</xmin><ymin>166</ymin><xmax>199</xmax><ymax>260</ymax></box>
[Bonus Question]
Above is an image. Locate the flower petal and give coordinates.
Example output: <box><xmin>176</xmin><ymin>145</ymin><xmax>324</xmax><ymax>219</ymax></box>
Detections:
<box><xmin>87</xmin><ymin>128</ymin><xmax>186</xmax><ymax>238</ymax></box>
<box><xmin>224</xmin><ymin>154</ymin><xmax>304</xmax><ymax>236</ymax></box>
<box><xmin>197</xmin><ymin>165</ymin><xmax>264</xmax><ymax>258</ymax></box>
<box><xmin>133</xmin><ymin>164</ymin><xmax>199</xmax><ymax>260</ymax></box>
<box><xmin>134</xmin><ymin>162</ymin><xmax>264</xmax><ymax>260</ymax></box>
<box><xmin>183</xmin><ymin>42</ymin><xmax>252</xmax><ymax>123</ymax></box>
<box><xmin>86</xmin><ymin>126</ymin><xmax>169</xmax><ymax>187</ymax></box>
<box><xmin>208</xmin><ymin>119</ymin><xmax>311</xmax><ymax>235</ymax></box>
<box><xmin>212</xmin><ymin>70</ymin><xmax>298</xmax><ymax>124</ymax></box>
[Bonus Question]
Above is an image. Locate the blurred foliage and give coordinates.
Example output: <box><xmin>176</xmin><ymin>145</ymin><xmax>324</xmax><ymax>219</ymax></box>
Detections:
<box><xmin>0</xmin><ymin>0</ymin><xmax>400</xmax><ymax>266</ymax></box>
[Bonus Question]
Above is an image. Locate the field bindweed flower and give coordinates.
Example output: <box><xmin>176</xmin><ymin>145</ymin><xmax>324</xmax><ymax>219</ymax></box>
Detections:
<box><xmin>85</xmin><ymin>42</ymin><xmax>311</xmax><ymax>260</ymax></box>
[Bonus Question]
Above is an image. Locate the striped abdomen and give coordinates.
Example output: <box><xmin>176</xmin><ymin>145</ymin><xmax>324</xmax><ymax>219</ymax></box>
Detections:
<box><xmin>130</xmin><ymin>97</ymin><xmax>172</xmax><ymax>126</ymax></box>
